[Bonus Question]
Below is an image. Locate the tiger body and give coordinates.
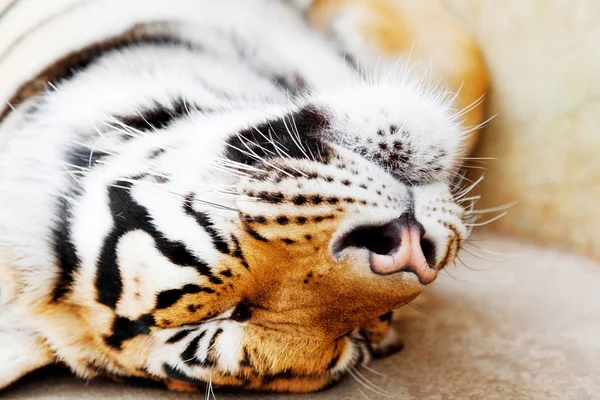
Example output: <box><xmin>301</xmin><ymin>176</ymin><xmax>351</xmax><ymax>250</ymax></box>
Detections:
<box><xmin>0</xmin><ymin>0</ymin><xmax>487</xmax><ymax>393</ymax></box>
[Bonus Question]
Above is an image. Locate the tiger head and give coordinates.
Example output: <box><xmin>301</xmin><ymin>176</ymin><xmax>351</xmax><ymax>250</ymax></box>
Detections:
<box><xmin>50</xmin><ymin>82</ymin><xmax>469</xmax><ymax>392</ymax></box>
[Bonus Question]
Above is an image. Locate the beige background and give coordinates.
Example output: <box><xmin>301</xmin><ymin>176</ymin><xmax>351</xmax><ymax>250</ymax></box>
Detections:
<box><xmin>441</xmin><ymin>0</ymin><xmax>600</xmax><ymax>259</ymax></box>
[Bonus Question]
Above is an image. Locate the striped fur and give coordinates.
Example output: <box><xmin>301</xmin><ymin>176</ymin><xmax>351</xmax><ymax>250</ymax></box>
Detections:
<box><xmin>0</xmin><ymin>0</ymin><xmax>487</xmax><ymax>393</ymax></box>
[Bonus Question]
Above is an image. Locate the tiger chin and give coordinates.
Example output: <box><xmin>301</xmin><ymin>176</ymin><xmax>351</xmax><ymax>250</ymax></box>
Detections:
<box><xmin>0</xmin><ymin>0</ymin><xmax>488</xmax><ymax>394</ymax></box>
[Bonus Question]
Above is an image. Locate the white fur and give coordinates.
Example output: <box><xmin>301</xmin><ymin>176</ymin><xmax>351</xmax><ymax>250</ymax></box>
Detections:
<box><xmin>0</xmin><ymin>308</ymin><xmax>53</xmax><ymax>388</ymax></box>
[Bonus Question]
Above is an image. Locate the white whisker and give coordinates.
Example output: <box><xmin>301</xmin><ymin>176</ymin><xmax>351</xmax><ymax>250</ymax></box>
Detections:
<box><xmin>455</xmin><ymin>93</ymin><xmax>486</xmax><ymax>118</ymax></box>
<box><xmin>466</xmin><ymin>201</ymin><xmax>518</xmax><ymax>215</ymax></box>
<box><xmin>462</xmin><ymin>113</ymin><xmax>498</xmax><ymax>135</ymax></box>
<box><xmin>463</xmin><ymin>241</ymin><xmax>525</xmax><ymax>258</ymax></box>
<box><xmin>464</xmin><ymin>211</ymin><xmax>508</xmax><ymax>227</ymax></box>
<box><xmin>349</xmin><ymin>367</ymin><xmax>398</xmax><ymax>399</ymax></box>
<box><xmin>454</xmin><ymin>174</ymin><xmax>485</xmax><ymax>200</ymax></box>
<box><xmin>360</xmin><ymin>364</ymin><xmax>388</xmax><ymax>378</ymax></box>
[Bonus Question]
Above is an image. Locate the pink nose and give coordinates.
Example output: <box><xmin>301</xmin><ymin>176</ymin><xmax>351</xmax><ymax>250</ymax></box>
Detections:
<box><xmin>369</xmin><ymin>225</ymin><xmax>437</xmax><ymax>285</ymax></box>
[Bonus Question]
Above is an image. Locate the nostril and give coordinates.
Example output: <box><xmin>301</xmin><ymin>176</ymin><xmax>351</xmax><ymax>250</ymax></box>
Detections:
<box><xmin>420</xmin><ymin>237</ymin><xmax>437</xmax><ymax>267</ymax></box>
<box><xmin>335</xmin><ymin>221</ymin><xmax>401</xmax><ymax>255</ymax></box>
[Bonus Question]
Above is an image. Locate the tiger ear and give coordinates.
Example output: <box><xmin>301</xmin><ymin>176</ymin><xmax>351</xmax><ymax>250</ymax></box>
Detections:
<box><xmin>0</xmin><ymin>327</ymin><xmax>54</xmax><ymax>390</ymax></box>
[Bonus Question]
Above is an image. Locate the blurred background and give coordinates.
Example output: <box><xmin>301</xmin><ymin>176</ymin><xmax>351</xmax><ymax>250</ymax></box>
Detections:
<box><xmin>441</xmin><ymin>0</ymin><xmax>600</xmax><ymax>261</ymax></box>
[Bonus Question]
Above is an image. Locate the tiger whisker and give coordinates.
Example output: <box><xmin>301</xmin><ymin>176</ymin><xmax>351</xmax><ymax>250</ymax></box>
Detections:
<box><xmin>105</xmin><ymin>177</ymin><xmax>239</xmax><ymax>212</ymax></box>
<box><xmin>454</xmin><ymin>174</ymin><xmax>485</xmax><ymax>200</ymax></box>
<box><xmin>360</xmin><ymin>364</ymin><xmax>388</xmax><ymax>379</ymax></box>
<box><xmin>464</xmin><ymin>211</ymin><xmax>508</xmax><ymax>227</ymax></box>
<box><xmin>459</xmin><ymin>247</ymin><xmax>511</xmax><ymax>263</ymax></box>
<box><xmin>405</xmin><ymin>302</ymin><xmax>431</xmax><ymax>318</ymax></box>
<box><xmin>206</xmin><ymin>362</ymin><xmax>217</xmax><ymax>400</ymax></box>
<box><xmin>462</xmin><ymin>113</ymin><xmax>498</xmax><ymax>135</ymax></box>
<box><xmin>222</xmin><ymin>137</ymin><xmax>297</xmax><ymax>179</ymax></box>
<box><xmin>349</xmin><ymin>366</ymin><xmax>399</xmax><ymax>399</ymax></box>
<box><xmin>290</xmin><ymin>112</ymin><xmax>318</xmax><ymax>162</ymax></box>
<box><xmin>463</xmin><ymin>241</ymin><xmax>525</xmax><ymax>258</ymax></box>
<box><xmin>440</xmin><ymin>267</ymin><xmax>467</xmax><ymax>283</ymax></box>
<box><xmin>357</xmin><ymin>387</ymin><xmax>372</xmax><ymax>400</ymax></box>
<box><xmin>455</xmin><ymin>93</ymin><xmax>486</xmax><ymax>118</ymax></box>
<box><xmin>455</xmin><ymin>254</ymin><xmax>488</xmax><ymax>272</ymax></box>
<box><xmin>462</xmin><ymin>157</ymin><xmax>499</xmax><ymax>161</ymax></box>
<box><xmin>101</xmin><ymin>116</ymin><xmax>145</xmax><ymax>137</ymax></box>
<box><xmin>446</xmin><ymin>80</ymin><xmax>465</xmax><ymax>106</ymax></box>
<box><xmin>281</xmin><ymin>113</ymin><xmax>310</xmax><ymax>161</ymax></box>
<box><xmin>66</xmin><ymin>139</ymin><xmax>119</xmax><ymax>156</ymax></box>
<box><xmin>248</xmin><ymin>123</ymin><xmax>286</xmax><ymax>157</ymax></box>
<box><xmin>460</xmin><ymin>164</ymin><xmax>488</xmax><ymax>171</ymax></box>
<box><xmin>465</xmin><ymin>201</ymin><xmax>519</xmax><ymax>215</ymax></box>
<box><xmin>456</xmin><ymin>253</ymin><xmax>515</xmax><ymax>273</ymax></box>
<box><xmin>46</xmin><ymin>81</ymin><xmax>60</xmax><ymax>92</ymax></box>
<box><xmin>456</xmin><ymin>195</ymin><xmax>481</xmax><ymax>204</ymax></box>
<box><xmin>5</xmin><ymin>100</ymin><xmax>16</xmax><ymax>111</ymax></box>
<box><xmin>91</xmin><ymin>123</ymin><xmax>125</xmax><ymax>154</ymax></box>
<box><xmin>62</xmin><ymin>163</ymin><xmax>92</xmax><ymax>172</ymax></box>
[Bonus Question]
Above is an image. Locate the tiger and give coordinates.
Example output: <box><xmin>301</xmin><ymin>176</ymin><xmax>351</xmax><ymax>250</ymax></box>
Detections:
<box><xmin>0</xmin><ymin>0</ymin><xmax>488</xmax><ymax>394</ymax></box>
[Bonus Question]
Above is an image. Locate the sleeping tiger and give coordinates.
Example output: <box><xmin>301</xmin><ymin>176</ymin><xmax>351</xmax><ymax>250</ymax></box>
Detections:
<box><xmin>0</xmin><ymin>0</ymin><xmax>488</xmax><ymax>393</ymax></box>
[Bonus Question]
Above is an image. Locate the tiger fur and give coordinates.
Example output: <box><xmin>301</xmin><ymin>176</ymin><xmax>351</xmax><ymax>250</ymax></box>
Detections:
<box><xmin>0</xmin><ymin>0</ymin><xmax>488</xmax><ymax>393</ymax></box>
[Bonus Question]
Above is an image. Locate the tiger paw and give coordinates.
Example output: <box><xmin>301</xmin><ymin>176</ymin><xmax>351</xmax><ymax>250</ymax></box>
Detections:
<box><xmin>368</xmin><ymin>326</ymin><xmax>404</xmax><ymax>359</ymax></box>
<box><xmin>359</xmin><ymin>312</ymin><xmax>404</xmax><ymax>359</ymax></box>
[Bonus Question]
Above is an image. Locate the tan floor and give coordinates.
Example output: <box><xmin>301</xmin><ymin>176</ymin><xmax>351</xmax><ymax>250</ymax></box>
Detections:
<box><xmin>4</xmin><ymin>233</ymin><xmax>599</xmax><ymax>399</ymax></box>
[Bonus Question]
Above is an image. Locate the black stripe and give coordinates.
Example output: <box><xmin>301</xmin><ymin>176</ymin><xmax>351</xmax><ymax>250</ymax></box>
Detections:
<box><xmin>244</xmin><ymin>225</ymin><xmax>268</xmax><ymax>242</ymax></box>
<box><xmin>240</xmin><ymin>348</ymin><xmax>252</xmax><ymax>367</ymax></box>
<box><xmin>96</xmin><ymin>180</ymin><xmax>215</xmax><ymax>309</ymax></box>
<box><xmin>104</xmin><ymin>314</ymin><xmax>155</xmax><ymax>350</ymax></box>
<box><xmin>181</xmin><ymin>331</ymin><xmax>206</xmax><ymax>366</ymax></box>
<box><xmin>354</xmin><ymin>340</ymin><xmax>365</xmax><ymax>366</ymax></box>
<box><xmin>379</xmin><ymin>311</ymin><xmax>393</xmax><ymax>323</ymax></box>
<box><xmin>327</xmin><ymin>354</ymin><xmax>340</xmax><ymax>370</ymax></box>
<box><xmin>220</xmin><ymin>269</ymin><xmax>233</xmax><ymax>277</ymax></box>
<box><xmin>53</xmin><ymin>35</ymin><xmax>192</xmax><ymax>90</ymax></box>
<box><xmin>155</xmin><ymin>284</ymin><xmax>215</xmax><ymax>310</ymax></box>
<box><xmin>223</xmin><ymin>106</ymin><xmax>332</xmax><ymax>168</ymax></box>
<box><xmin>230</xmin><ymin>234</ymin><xmax>249</xmax><ymax>269</ymax></box>
<box><xmin>166</xmin><ymin>329</ymin><xmax>196</xmax><ymax>344</ymax></box>
<box><xmin>231</xmin><ymin>303</ymin><xmax>252</xmax><ymax>322</ymax></box>
<box><xmin>162</xmin><ymin>363</ymin><xmax>205</xmax><ymax>387</ymax></box>
<box><xmin>51</xmin><ymin>197</ymin><xmax>80</xmax><ymax>301</ymax></box>
<box><xmin>116</xmin><ymin>99</ymin><xmax>209</xmax><ymax>133</ymax></box>
<box><xmin>67</xmin><ymin>146</ymin><xmax>111</xmax><ymax>171</ymax></box>
<box><xmin>261</xmin><ymin>369</ymin><xmax>300</xmax><ymax>384</ymax></box>
<box><xmin>183</xmin><ymin>194</ymin><xmax>230</xmax><ymax>254</ymax></box>
<box><xmin>0</xmin><ymin>27</ymin><xmax>198</xmax><ymax>122</ymax></box>
<box><xmin>208</xmin><ymin>328</ymin><xmax>223</xmax><ymax>353</ymax></box>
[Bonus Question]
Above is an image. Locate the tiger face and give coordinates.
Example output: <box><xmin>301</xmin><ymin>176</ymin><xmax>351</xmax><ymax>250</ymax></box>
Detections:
<box><xmin>49</xmin><ymin>82</ymin><xmax>467</xmax><ymax>392</ymax></box>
